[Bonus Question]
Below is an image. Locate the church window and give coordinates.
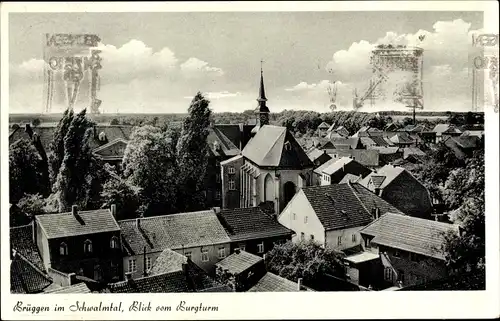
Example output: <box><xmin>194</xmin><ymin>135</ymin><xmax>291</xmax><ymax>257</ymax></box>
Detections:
<box><xmin>84</xmin><ymin>239</ymin><xmax>93</xmax><ymax>254</ymax></box>
<box><xmin>60</xmin><ymin>242</ymin><xmax>68</xmax><ymax>256</ymax></box>
<box><xmin>257</xmin><ymin>242</ymin><xmax>265</xmax><ymax>253</ymax></box>
<box><xmin>228</xmin><ymin>166</ymin><xmax>235</xmax><ymax>174</ymax></box>
<box><xmin>229</xmin><ymin>179</ymin><xmax>236</xmax><ymax>190</ymax></box>
<box><xmin>201</xmin><ymin>250</ymin><xmax>209</xmax><ymax>262</ymax></box>
<box><xmin>110</xmin><ymin>236</ymin><xmax>119</xmax><ymax>249</ymax></box>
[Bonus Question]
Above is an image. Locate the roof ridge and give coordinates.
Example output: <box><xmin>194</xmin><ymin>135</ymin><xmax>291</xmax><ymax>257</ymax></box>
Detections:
<box><xmin>118</xmin><ymin>210</ymin><xmax>214</xmax><ymax>223</ymax></box>
<box><xmin>347</xmin><ymin>182</ymin><xmax>371</xmax><ymax>217</ymax></box>
<box><xmin>264</xmin><ymin>127</ymin><xmax>286</xmax><ymax>164</ymax></box>
<box><xmin>92</xmin><ymin>137</ymin><xmax>129</xmax><ymax>153</ymax></box>
<box><xmin>13</xmin><ymin>250</ymin><xmax>52</xmax><ymax>280</ymax></box>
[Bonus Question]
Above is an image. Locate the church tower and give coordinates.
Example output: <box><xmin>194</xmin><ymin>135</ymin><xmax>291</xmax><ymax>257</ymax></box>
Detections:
<box><xmin>251</xmin><ymin>63</ymin><xmax>270</xmax><ymax>135</ymax></box>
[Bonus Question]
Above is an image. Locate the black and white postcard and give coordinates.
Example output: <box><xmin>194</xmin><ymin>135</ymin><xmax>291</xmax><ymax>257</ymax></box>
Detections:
<box><xmin>1</xmin><ymin>2</ymin><xmax>499</xmax><ymax>320</ymax></box>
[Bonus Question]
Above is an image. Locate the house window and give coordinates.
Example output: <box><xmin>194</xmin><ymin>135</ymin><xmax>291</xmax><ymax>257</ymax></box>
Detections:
<box><xmin>228</xmin><ymin>166</ymin><xmax>235</xmax><ymax>174</ymax></box>
<box><xmin>365</xmin><ymin>238</ymin><xmax>371</xmax><ymax>248</ymax></box>
<box><xmin>351</xmin><ymin>234</ymin><xmax>357</xmax><ymax>243</ymax></box>
<box><xmin>110</xmin><ymin>236</ymin><xmax>119</xmax><ymax>249</ymax></box>
<box><xmin>218</xmin><ymin>247</ymin><xmax>226</xmax><ymax>259</ymax></box>
<box><xmin>59</xmin><ymin>242</ymin><xmax>68</xmax><ymax>256</ymax></box>
<box><xmin>310</xmin><ymin>234</ymin><xmax>315</xmax><ymax>241</ymax></box>
<box><xmin>293</xmin><ymin>213</ymin><xmax>296</xmax><ymax>220</ymax></box>
<box><xmin>145</xmin><ymin>257</ymin><xmax>152</xmax><ymax>272</ymax></box>
<box><xmin>201</xmin><ymin>250</ymin><xmax>209</xmax><ymax>262</ymax></box>
<box><xmin>337</xmin><ymin>236</ymin><xmax>342</xmax><ymax>246</ymax></box>
<box><xmin>128</xmin><ymin>259</ymin><xmax>137</xmax><ymax>273</ymax></box>
<box><xmin>94</xmin><ymin>265</ymin><xmax>102</xmax><ymax>281</ymax></box>
<box><xmin>257</xmin><ymin>242</ymin><xmax>265</xmax><ymax>253</ymax></box>
<box><xmin>304</xmin><ymin>216</ymin><xmax>308</xmax><ymax>224</ymax></box>
<box><xmin>300</xmin><ymin>232</ymin><xmax>305</xmax><ymax>241</ymax></box>
<box><xmin>84</xmin><ymin>239</ymin><xmax>93</xmax><ymax>254</ymax></box>
<box><xmin>185</xmin><ymin>251</ymin><xmax>192</xmax><ymax>260</ymax></box>
<box><xmin>384</xmin><ymin>267</ymin><xmax>392</xmax><ymax>281</ymax></box>
<box><xmin>215</xmin><ymin>191</ymin><xmax>221</xmax><ymax>200</ymax></box>
<box><xmin>229</xmin><ymin>179</ymin><xmax>236</xmax><ymax>190</ymax></box>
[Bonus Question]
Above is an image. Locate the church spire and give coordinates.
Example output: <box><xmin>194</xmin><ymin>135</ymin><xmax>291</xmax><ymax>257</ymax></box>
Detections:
<box><xmin>251</xmin><ymin>60</ymin><xmax>270</xmax><ymax>136</ymax></box>
<box><xmin>257</xmin><ymin>61</ymin><xmax>268</xmax><ymax>104</ymax></box>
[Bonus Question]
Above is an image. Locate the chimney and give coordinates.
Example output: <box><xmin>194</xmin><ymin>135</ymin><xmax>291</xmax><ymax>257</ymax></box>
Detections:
<box><xmin>72</xmin><ymin>205</ymin><xmax>78</xmax><ymax>217</ymax></box>
<box><xmin>136</xmin><ymin>218</ymin><xmax>141</xmax><ymax>230</ymax></box>
<box><xmin>68</xmin><ymin>273</ymin><xmax>77</xmax><ymax>286</ymax></box>
<box><xmin>297</xmin><ymin>278</ymin><xmax>303</xmax><ymax>291</ymax></box>
<box><xmin>212</xmin><ymin>207</ymin><xmax>221</xmax><ymax>214</ymax></box>
<box><xmin>182</xmin><ymin>262</ymin><xmax>189</xmax><ymax>280</ymax></box>
<box><xmin>32</xmin><ymin>219</ymin><xmax>37</xmax><ymax>244</ymax></box>
<box><xmin>110</xmin><ymin>204</ymin><xmax>117</xmax><ymax>218</ymax></box>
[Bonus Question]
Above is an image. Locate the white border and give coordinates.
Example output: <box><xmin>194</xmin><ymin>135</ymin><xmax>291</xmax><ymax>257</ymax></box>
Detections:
<box><xmin>1</xmin><ymin>2</ymin><xmax>499</xmax><ymax>320</ymax></box>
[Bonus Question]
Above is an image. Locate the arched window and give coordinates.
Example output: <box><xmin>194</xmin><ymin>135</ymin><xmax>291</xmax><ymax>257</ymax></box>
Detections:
<box><xmin>84</xmin><ymin>239</ymin><xmax>93</xmax><ymax>254</ymax></box>
<box><xmin>110</xmin><ymin>236</ymin><xmax>119</xmax><ymax>249</ymax></box>
<box><xmin>59</xmin><ymin>242</ymin><xmax>68</xmax><ymax>256</ymax></box>
<box><xmin>264</xmin><ymin>174</ymin><xmax>274</xmax><ymax>202</ymax></box>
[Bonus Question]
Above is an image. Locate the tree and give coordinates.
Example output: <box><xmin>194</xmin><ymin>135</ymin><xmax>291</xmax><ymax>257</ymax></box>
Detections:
<box><xmin>17</xmin><ymin>194</ymin><xmax>46</xmax><ymax>218</ymax></box>
<box><xmin>110</xmin><ymin>118</ymin><xmax>120</xmax><ymax>125</ymax></box>
<box><xmin>176</xmin><ymin>92</ymin><xmax>212</xmax><ymax>212</ymax></box>
<box><xmin>52</xmin><ymin>109</ymin><xmax>103</xmax><ymax>212</ymax></box>
<box><xmin>49</xmin><ymin>109</ymin><xmax>75</xmax><ymax>185</ymax></box>
<box><xmin>101</xmin><ymin>177</ymin><xmax>140</xmax><ymax>220</ymax></box>
<box><xmin>31</xmin><ymin>118</ymin><xmax>41</xmax><ymax>127</ymax></box>
<box><xmin>265</xmin><ymin>240</ymin><xmax>346</xmax><ymax>284</ymax></box>
<box><xmin>442</xmin><ymin>198</ymin><xmax>485</xmax><ymax>274</ymax></box>
<box><xmin>122</xmin><ymin>125</ymin><xmax>179</xmax><ymax>217</ymax></box>
<box><xmin>9</xmin><ymin>139</ymin><xmax>44</xmax><ymax>204</ymax></box>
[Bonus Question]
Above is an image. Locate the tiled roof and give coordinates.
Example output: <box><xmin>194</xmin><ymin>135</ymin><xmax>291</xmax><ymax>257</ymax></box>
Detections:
<box><xmin>43</xmin><ymin>283</ymin><xmax>91</xmax><ymax>294</ymax></box>
<box><xmin>217</xmin><ymin>207</ymin><xmax>293</xmax><ymax>242</ymax></box>
<box><xmin>215</xmin><ymin>250</ymin><xmax>263</xmax><ymax>275</ymax></box>
<box><xmin>370</xmin><ymin>135</ymin><xmax>393</xmax><ymax>147</ymax></box>
<box><xmin>11</xmin><ymin>252</ymin><xmax>52</xmax><ymax>294</ymax></box>
<box><xmin>92</xmin><ymin>138</ymin><xmax>129</xmax><ymax>160</ymax></box>
<box><xmin>36</xmin><ymin>209</ymin><xmax>120</xmax><ymax>239</ymax></box>
<box><xmin>318</xmin><ymin>122</ymin><xmax>330</xmax><ymax>129</ymax></box>
<box><xmin>10</xmin><ymin>224</ymin><xmax>45</xmax><ymax>272</ymax></box>
<box><xmin>242</xmin><ymin>125</ymin><xmax>313</xmax><ymax>168</ymax></box>
<box><xmin>367</xmin><ymin>146</ymin><xmax>400</xmax><ymax>155</ymax></box>
<box><xmin>300</xmin><ymin>183</ymin><xmax>401</xmax><ymax>231</ymax></box>
<box><xmin>452</xmin><ymin>136</ymin><xmax>480</xmax><ymax>149</ymax></box>
<box><xmin>322</xmin><ymin>157</ymin><xmax>353</xmax><ymax>175</ymax></box>
<box><xmin>369</xmin><ymin>175</ymin><xmax>386</xmax><ymax>188</ymax></box>
<box><xmin>150</xmin><ymin>249</ymin><xmax>187</xmax><ymax>276</ymax></box>
<box><xmin>208</xmin><ymin>127</ymin><xmax>241</xmax><ymax>157</ymax></box>
<box><xmin>360</xmin><ymin>137</ymin><xmax>376</xmax><ymax>146</ymax></box>
<box><xmin>328</xmin><ymin>149</ymin><xmax>379</xmax><ymax>167</ymax></box>
<box><xmin>306</xmin><ymin>148</ymin><xmax>327</xmax><ymax>162</ymax></box>
<box><xmin>119</xmin><ymin>210</ymin><xmax>231</xmax><ymax>255</ymax></box>
<box><xmin>360</xmin><ymin>165</ymin><xmax>406</xmax><ymax>190</ymax></box>
<box><xmin>360</xmin><ymin>213</ymin><xmax>457</xmax><ymax>260</ymax></box>
<box><xmin>400</xmin><ymin>270</ymin><xmax>485</xmax><ymax>291</ymax></box>
<box><xmin>313</xmin><ymin>157</ymin><xmax>337</xmax><ymax>175</ymax></box>
<box><xmin>432</xmin><ymin>124</ymin><xmax>450</xmax><ymax>134</ymax></box>
<box><xmin>339</xmin><ymin>173</ymin><xmax>362</xmax><ymax>184</ymax></box>
<box><xmin>330</xmin><ymin>137</ymin><xmax>360</xmax><ymax>149</ymax></box>
<box><xmin>109</xmin><ymin>270</ymin><xmax>191</xmax><ymax>293</ymax></box>
<box><xmin>248</xmin><ymin>272</ymin><xmax>298</xmax><ymax>292</ymax></box>
<box><xmin>198</xmin><ymin>285</ymin><xmax>233</xmax><ymax>292</ymax></box>
<box><xmin>403</xmin><ymin>147</ymin><xmax>426</xmax><ymax>159</ymax></box>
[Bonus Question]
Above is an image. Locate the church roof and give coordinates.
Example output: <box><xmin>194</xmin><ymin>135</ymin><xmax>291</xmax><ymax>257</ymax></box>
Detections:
<box><xmin>242</xmin><ymin>125</ymin><xmax>313</xmax><ymax>168</ymax></box>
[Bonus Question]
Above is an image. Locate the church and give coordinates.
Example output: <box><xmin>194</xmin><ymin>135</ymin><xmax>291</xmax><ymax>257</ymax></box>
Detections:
<box><xmin>220</xmin><ymin>68</ymin><xmax>314</xmax><ymax>215</ymax></box>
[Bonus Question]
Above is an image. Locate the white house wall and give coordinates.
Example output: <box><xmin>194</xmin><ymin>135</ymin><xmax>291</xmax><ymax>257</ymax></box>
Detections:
<box><xmin>325</xmin><ymin>226</ymin><xmax>364</xmax><ymax>251</ymax></box>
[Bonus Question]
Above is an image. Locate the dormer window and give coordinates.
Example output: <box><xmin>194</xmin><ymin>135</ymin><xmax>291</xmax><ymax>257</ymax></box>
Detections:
<box><xmin>110</xmin><ymin>236</ymin><xmax>119</xmax><ymax>249</ymax></box>
<box><xmin>84</xmin><ymin>239</ymin><xmax>93</xmax><ymax>254</ymax></box>
<box><xmin>60</xmin><ymin>242</ymin><xmax>68</xmax><ymax>256</ymax></box>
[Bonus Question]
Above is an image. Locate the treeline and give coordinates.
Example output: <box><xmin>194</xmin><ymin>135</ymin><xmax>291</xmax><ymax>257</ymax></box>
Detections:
<box><xmin>9</xmin><ymin>93</ymin><xmax>214</xmax><ymax>222</ymax></box>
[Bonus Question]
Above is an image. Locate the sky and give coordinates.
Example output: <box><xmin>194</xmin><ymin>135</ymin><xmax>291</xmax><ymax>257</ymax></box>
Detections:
<box><xmin>8</xmin><ymin>11</ymin><xmax>483</xmax><ymax>114</ymax></box>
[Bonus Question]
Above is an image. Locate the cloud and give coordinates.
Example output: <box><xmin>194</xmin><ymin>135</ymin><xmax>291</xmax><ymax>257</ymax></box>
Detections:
<box><xmin>183</xmin><ymin>91</ymin><xmax>241</xmax><ymax>100</ymax></box>
<box><xmin>180</xmin><ymin>58</ymin><xmax>224</xmax><ymax>78</ymax></box>
<box><xmin>285</xmin><ymin>80</ymin><xmax>332</xmax><ymax>92</ymax></box>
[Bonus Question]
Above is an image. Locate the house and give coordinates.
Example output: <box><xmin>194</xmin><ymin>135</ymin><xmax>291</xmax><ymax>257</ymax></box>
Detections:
<box><xmin>109</xmin><ymin>258</ymin><xmax>226</xmax><ymax>293</ymax></box>
<box><xmin>215</xmin><ymin>207</ymin><xmax>293</xmax><ymax>256</ymax></box>
<box><xmin>306</xmin><ymin>148</ymin><xmax>332</xmax><ymax>168</ymax></box>
<box><xmin>388</xmin><ymin>132</ymin><xmax>415</xmax><ymax>148</ymax></box>
<box><xmin>433</xmin><ymin>124</ymin><xmax>462</xmax><ymax>142</ymax></box>
<box><xmin>319</xmin><ymin>157</ymin><xmax>371</xmax><ymax>185</ymax></box>
<box><xmin>319</xmin><ymin>137</ymin><xmax>361</xmax><ymax>151</ymax></box>
<box><xmin>317</xmin><ymin>122</ymin><xmax>330</xmax><ymax>137</ymax></box>
<box><xmin>10</xmin><ymin>249</ymin><xmax>53</xmax><ymax>294</ymax></box>
<box><xmin>215</xmin><ymin>249</ymin><xmax>306</xmax><ymax>292</ymax></box>
<box><xmin>360</xmin><ymin>165</ymin><xmax>433</xmax><ymax>219</ymax></box>
<box><xmin>43</xmin><ymin>282</ymin><xmax>91</xmax><ymax>294</ymax></box>
<box><xmin>442</xmin><ymin>136</ymin><xmax>482</xmax><ymax>160</ymax></box>
<box><xmin>119</xmin><ymin>210</ymin><xmax>231</xmax><ymax>278</ymax></box>
<box><xmin>384</xmin><ymin>123</ymin><xmax>399</xmax><ymax>131</ymax></box>
<box><xmin>92</xmin><ymin>138</ymin><xmax>129</xmax><ymax>168</ymax></box>
<box><xmin>403</xmin><ymin>147</ymin><xmax>426</xmax><ymax>160</ymax></box>
<box><xmin>359</xmin><ymin>213</ymin><xmax>458</xmax><ymax>288</ymax></box>
<box><xmin>278</xmin><ymin>182</ymin><xmax>403</xmax><ymax>250</ymax></box>
<box><xmin>34</xmin><ymin>205</ymin><xmax>123</xmax><ymax>283</ymax></box>
<box><xmin>352</xmin><ymin>126</ymin><xmax>382</xmax><ymax>138</ymax></box>
<box><xmin>367</xmin><ymin>146</ymin><xmax>402</xmax><ymax>166</ymax></box>
<box><xmin>338</xmin><ymin>173</ymin><xmax>362</xmax><ymax>184</ymax></box>
<box><xmin>328</xmin><ymin>149</ymin><xmax>380</xmax><ymax>169</ymax></box>
<box><xmin>331</xmin><ymin>125</ymin><xmax>350</xmax><ymax>138</ymax></box>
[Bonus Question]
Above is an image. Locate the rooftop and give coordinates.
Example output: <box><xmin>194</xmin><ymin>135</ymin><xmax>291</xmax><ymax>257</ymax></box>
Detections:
<box><xmin>10</xmin><ymin>223</ymin><xmax>45</xmax><ymax>272</ymax></box>
<box><xmin>216</xmin><ymin>250</ymin><xmax>263</xmax><ymax>275</ymax></box>
<box><xmin>36</xmin><ymin>208</ymin><xmax>120</xmax><ymax>239</ymax></box>
<box><xmin>43</xmin><ymin>283</ymin><xmax>91</xmax><ymax>294</ymax></box>
<box><xmin>360</xmin><ymin>213</ymin><xmax>457</xmax><ymax>260</ymax></box>
<box><xmin>217</xmin><ymin>207</ymin><xmax>293</xmax><ymax>242</ymax></box>
<box><xmin>345</xmin><ymin>251</ymin><xmax>380</xmax><ymax>264</ymax></box>
<box><xmin>149</xmin><ymin>249</ymin><xmax>187</xmax><ymax>276</ymax></box>
<box><xmin>10</xmin><ymin>251</ymin><xmax>52</xmax><ymax>294</ymax></box>
<box><xmin>248</xmin><ymin>272</ymin><xmax>299</xmax><ymax>292</ymax></box>
<box><xmin>119</xmin><ymin>210</ymin><xmax>231</xmax><ymax>256</ymax></box>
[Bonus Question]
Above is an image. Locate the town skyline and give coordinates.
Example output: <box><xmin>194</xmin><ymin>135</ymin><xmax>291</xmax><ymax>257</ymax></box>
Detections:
<box><xmin>9</xmin><ymin>11</ymin><xmax>483</xmax><ymax>114</ymax></box>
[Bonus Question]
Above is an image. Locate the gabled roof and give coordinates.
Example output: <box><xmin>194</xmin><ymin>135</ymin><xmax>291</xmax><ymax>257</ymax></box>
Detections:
<box><xmin>43</xmin><ymin>283</ymin><xmax>91</xmax><ymax>294</ymax></box>
<box><xmin>299</xmin><ymin>183</ymin><xmax>402</xmax><ymax>231</ymax></box>
<box><xmin>306</xmin><ymin>148</ymin><xmax>329</xmax><ymax>162</ymax></box>
<box><xmin>370</xmin><ymin>135</ymin><xmax>393</xmax><ymax>147</ymax></box>
<box><xmin>248</xmin><ymin>272</ymin><xmax>299</xmax><ymax>292</ymax></box>
<box><xmin>208</xmin><ymin>126</ymin><xmax>241</xmax><ymax>157</ymax></box>
<box><xmin>328</xmin><ymin>150</ymin><xmax>380</xmax><ymax>167</ymax></box>
<box><xmin>36</xmin><ymin>209</ymin><xmax>120</xmax><ymax>239</ymax></box>
<box><xmin>313</xmin><ymin>157</ymin><xmax>338</xmax><ymax>175</ymax></box>
<box><xmin>10</xmin><ymin>224</ymin><xmax>45</xmax><ymax>272</ymax></box>
<box><xmin>242</xmin><ymin>125</ymin><xmax>313</xmax><ymax>168</ymax></box>
<box><xmin>403</xmin><ymin>147</ymin><xmax>426</xmax><ymax>159</ymax></box>
<box><xmin>11</xmin><ymin>251</ymin><xmax>52</xmax><ymax>294</ymax></box>
<box><xmin>317</xmin><ymin>122</ymin><xmax>330</xmax><ymax>129</ymax></box>
<box><xmin>360</xmin><ymin>165</ymin><xmax>406</xmax><ymax>190</ymax></box>
<box><xmin>215</xmin><ymin>250</ymin><xmax>263</xmax><ymax>275</ymax></box>
<box><xmin>390</xmin><ymin>133</ymin><xmax>414</xmax><ymax>144</ymax></box>
<box><xmin>360</xmin><ymin>137</ymin><xmax>377</xmax><ymax>146</ymax></box>
<box><xmin>338</xmin><ymin>173</ymin><xmax>362</xmax><ymax>184</ymax></box>
<box><xmin>149</xmin><ymin>249</ymin><xmax>187</xmax><ymax>276</ymax></box>
<box><xmin>217</xmin><ymin>207</ymin><xmax>293</xmax><ymax>242</ymax></box>
<box><xmin>329</xmin><ymin>137</ymin><xmax>360</xmax><ymax>149</ymax></box>
<box><xmin>119</xmin><ymin>210</ymin><xmax>231</xmax><ymax>256</ymax></box>
<box><xmin>92</xmin><ymin>138</ymin><xmax>129</xmax><ymax>160</ymax></box>
<box><xmin>367</xmin><ymin>146</ymin><xmax>400</xmax><ymax>155</ymax></box>
<box><xmin>452</xmin><ymin>136</ymin><xmax>480</xmax><ymax>149</ymax></box>
<box><xmin>360</xmin><ymin>213</ymin><xmax>457</xmax><ymax>260</ymax></box>
<box><xmin>432</xmin><ymin>123</ymin><xmax>450</xmax><ymax>134</ymax></box>
<box><xmin>369</xmin><ymin>175</ymin><xmax>386</xmax><ymax>188</ymax></box>
<box><xmin>322</xmin><ymin>157</ymin><xmax>353</xmax><ymax>175</ymax></box>
<box><xmin>109</xmin><ymin>270</ymin><xmax>190</xmax><ymax>293</ymax></box>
